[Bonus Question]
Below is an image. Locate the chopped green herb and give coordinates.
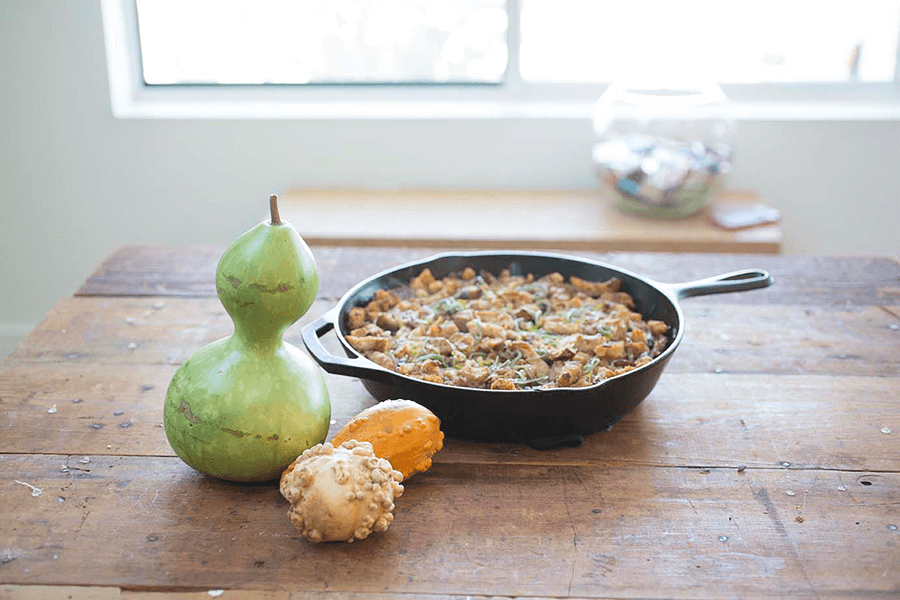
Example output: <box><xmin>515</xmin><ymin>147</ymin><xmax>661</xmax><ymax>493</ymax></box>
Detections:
<box><xmin>416</xmin><ymin>353</ymin><xmax>448</xmax><ymax>365</ymax></box>
<box><xmin>471</xmin><ymin>319</ymin><xmax>483</xmax><ymax>342</ymax></box>
<box><xmin>497</xmin><ymin>350</ymin><xmax>523</xmax><ymax>369</ymax></box>
<box><xmin>515</xmin><ymin>375</ymin><xmax>550</xmax><ymax>387</ymax></box>
<box><xmin>431</xmin><ymin>297</ymin><xmax>464</xmax><ymax>315</ymax></box>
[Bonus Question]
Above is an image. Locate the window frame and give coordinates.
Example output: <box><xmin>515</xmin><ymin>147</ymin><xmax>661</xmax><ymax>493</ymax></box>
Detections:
<box><xmin>102</xmin><ymin>0</ymin><xmax>900</xmax><ymax>120</ymax></box>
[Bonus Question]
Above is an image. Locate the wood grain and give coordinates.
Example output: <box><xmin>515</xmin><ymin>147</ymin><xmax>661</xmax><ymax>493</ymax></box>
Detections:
<box><xmin>0</xmin><ymin>454</ymin><xmax>896</xmax><ymax>599</ymax></box>
<box><xmin>0</xmin><ymin>589</ymin><xmax>527</xmax><ymax>600</ymax></box>
<box><xmin>6</xmin><ymin>247</ymin><xmax>900</xmax><ymax>599</ymax></box>
<box><xmin>1</xmin><ymin>362</ymin><xmax>898</xmax><ymax>472</ymax></box>
<box><xmin>7</xmin><ymin>298</ymin><xmax>900</xmax><ymax>379</ymax></box>
<box><xmin>0</xmin><ymin>587</ymin><xmax>290</xmax><ymax>599</ymax></box>
<box><xmin>77</xmin><ymin>246</ymin><xmax>900</xmax><ymax>307</ymax></box>
<box><xmin>277</xmin><ymin>189</ymin><xmax>783</xmax><ymax>254</ymax></box>
<box><xmin>0</xmin><ymin>362</ymin><xmax>374</xmax><ymax>458</ymax></box>
<box><xmin>0</xmin><ymin>588</ymin><xmax>512</xmax><ymax>600</ymax></box>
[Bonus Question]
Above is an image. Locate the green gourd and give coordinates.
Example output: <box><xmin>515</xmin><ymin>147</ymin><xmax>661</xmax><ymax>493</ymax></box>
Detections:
<box><xmin>164</xmin><ymin>195</ymin><xmax>330</xmax><ymax>482</ymax></box>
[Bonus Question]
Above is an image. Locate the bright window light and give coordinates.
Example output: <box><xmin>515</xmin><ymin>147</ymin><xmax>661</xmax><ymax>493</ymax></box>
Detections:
<box><xmin>104</xmin><ymin>0</ymin><xmax>900</xmax><ymax>119</ymax></box>
<box><xmin>135</xmin><ymin>0</ymin><xmax>508</xmax><ymax>84</ymax></box>
<box><xmin>520</xmin><ymin>0</ymin><xmax>900</xmax><ymax>83</ymax></box>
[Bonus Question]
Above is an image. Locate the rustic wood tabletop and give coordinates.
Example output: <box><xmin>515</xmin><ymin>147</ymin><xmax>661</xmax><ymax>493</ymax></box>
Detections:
<box><xmin>1</xmin><ymin>245</ymin><xmax>898</xmax><ymax>599</ymax></box>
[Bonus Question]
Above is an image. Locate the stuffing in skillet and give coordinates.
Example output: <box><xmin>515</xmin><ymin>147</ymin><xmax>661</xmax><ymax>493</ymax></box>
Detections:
<box><xmin>345</xmin><ymin>268</ymin><xmax>670</xmax><ymax>390</ymax></box>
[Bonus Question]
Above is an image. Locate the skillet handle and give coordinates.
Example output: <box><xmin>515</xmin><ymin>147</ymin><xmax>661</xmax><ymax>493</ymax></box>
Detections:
<box><xmin>666</xmin><ymin>269</ymin><xmax>773</xmax><ymax>299</ymax></box>
<box><xmin>301</xmin><ymin>309</ymin><xmax>396</xmax><ymax>383</ymax></box>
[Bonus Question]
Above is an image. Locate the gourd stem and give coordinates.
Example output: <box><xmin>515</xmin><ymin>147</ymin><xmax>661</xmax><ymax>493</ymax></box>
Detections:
<box><xmin>270</xmin><ymin>194</ymin><xmax>282</xmax><ymax>225</ymax></box>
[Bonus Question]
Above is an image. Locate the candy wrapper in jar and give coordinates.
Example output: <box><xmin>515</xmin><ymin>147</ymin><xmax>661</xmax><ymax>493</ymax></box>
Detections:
<box><xmin>594</xmin><ymin>134</ymin><xmax>731</xmax><ymax>208</ymax></box>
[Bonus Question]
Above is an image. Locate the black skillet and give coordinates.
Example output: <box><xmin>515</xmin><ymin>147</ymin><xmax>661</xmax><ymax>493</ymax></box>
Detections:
<box><xmin>301</xmin><ymin>252</ymin><xmax>772</xmax><ymax>443</ymax></box>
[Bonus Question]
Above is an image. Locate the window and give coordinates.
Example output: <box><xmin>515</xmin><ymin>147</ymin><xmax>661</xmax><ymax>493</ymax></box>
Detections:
<box><xmin>103</xmin><ymin>0</ymin><xmax>900</xmax><ymax>119</ymax></box>
<box><xmin>520</xmin><ymin>0</ymin><xmax>900</xmax><ymax>84</ymax></box>
<box><xmin>135</xmin><ymin>0</ymin><xmax>508</xmax><ymax>85</ymax></box>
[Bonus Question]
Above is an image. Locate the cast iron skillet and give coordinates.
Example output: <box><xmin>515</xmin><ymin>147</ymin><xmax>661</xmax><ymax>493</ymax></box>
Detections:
<box><xmin>302</xmin><ymin>252</ymin><xmax>772</xmax><ymax>443</ymax></box>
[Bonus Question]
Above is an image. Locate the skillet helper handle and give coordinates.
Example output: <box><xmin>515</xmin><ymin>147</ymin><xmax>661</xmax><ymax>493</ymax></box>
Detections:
<box><xmin>301</xmin><ymin>309</ymin><xmax>395</xmax><ymax>383</ymax></box>
<box><xmin>667</xmin><ymin>269</ymin><xmax>773</xmax><ymax>299</ymax></box>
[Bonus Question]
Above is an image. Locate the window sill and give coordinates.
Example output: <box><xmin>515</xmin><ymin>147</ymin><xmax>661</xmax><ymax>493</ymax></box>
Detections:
<box><xmin>110</xmin><ymin>90</ymin><xmax>900</xmax><ymax>121</ymax></box>
<box><xmin>276</xmin><ymin>188</ymin><xmax>783</xmax><ymax>254</ymax></box>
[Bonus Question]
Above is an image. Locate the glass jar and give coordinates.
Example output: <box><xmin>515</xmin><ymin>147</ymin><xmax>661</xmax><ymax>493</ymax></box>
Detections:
<box><xmin>592</xmin><ymin>80</ymin><xmax>735</xmax><ymax>218</ymax></box>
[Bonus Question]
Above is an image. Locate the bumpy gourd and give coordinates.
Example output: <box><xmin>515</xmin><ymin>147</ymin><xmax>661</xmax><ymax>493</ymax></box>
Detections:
<box><xmin>164</xmin><ymin>195</ymin><xmax>330</xmax><ymax>482</ymax></box>
<box><xmin>329</xmin><ymin>399</ymin><xmax>443</xmax><ymax>481</ymax></box>
<box><xmin>280</xmin><ymin>440</ymin><xmax>404</xmax><ymax>543</ymax></box>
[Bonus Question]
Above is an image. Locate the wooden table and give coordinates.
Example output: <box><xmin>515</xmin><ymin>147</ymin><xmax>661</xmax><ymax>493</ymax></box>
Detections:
<box><xmin>1</xmin><ymin>245</ymin><xmax>897</xmax><ymax>599</ymax></box>
<box><xmin>280</xmin><ymin>189</ymin><xmax>783</xmax><ymax>254</ymax></box>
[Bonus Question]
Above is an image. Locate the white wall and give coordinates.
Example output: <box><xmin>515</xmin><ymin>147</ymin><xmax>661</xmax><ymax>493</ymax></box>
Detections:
<box><xmin>1</xmin><ymin>0</ymin><xmax>899</xmax><ymax>357</ymax></box>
